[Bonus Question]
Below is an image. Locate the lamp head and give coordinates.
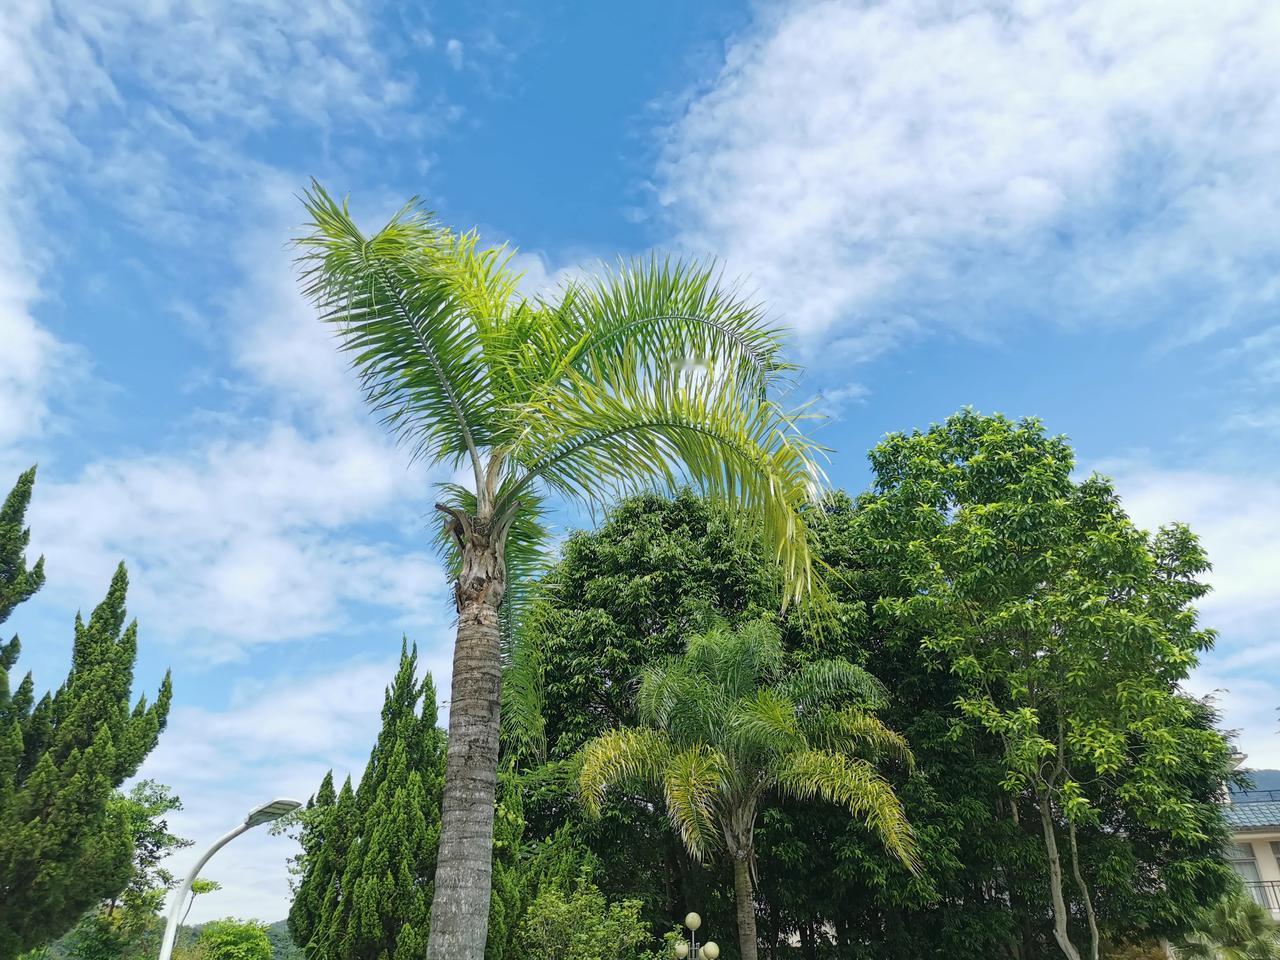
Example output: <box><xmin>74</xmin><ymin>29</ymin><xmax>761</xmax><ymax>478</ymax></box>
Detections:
<box><xmin>244</xmin><ymin>798</ymin><xmax>302</xmax><ymax>828</ymax></box>
<box><xmin>684</xmin><ymin>912</ymin><xmax>701</xmax><ymax>932</ymax></box>
<box><xmin>702</xmin><ymin>942</ymin><xmax>720</xmax><ymax>960</ymax></box>
<box><xmin>674</xmin><ymin>941</ymin><xmax>690</xmax><ymax>959</ymax></box>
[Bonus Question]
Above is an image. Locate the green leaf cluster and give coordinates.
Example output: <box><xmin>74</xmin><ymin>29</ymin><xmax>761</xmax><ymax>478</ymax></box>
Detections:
<box><xmin>196</xmin><ymin>920</ymin><xmax>272</xmax><ymax>960</ymax></box>
<box><xmin>0</xmin><ymin>468</ymin><xmax>173</xmax><ymax>960</ymax></box>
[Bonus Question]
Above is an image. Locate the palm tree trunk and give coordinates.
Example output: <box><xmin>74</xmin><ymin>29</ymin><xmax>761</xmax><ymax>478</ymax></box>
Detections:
<box><xmin>733</xmin><ymin>855</ymin><xmax>759</xmax><ymax>960</ymax></box>
<box><xmin>427</xmin><ymin>533</ymin><xmax>505</xmax><ymax>960</ymax></box>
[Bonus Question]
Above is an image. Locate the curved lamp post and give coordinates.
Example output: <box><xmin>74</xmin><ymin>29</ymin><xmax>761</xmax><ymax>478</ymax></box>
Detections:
<box><xmin>674</xmin><ymin>912</ymin><xmax>719</xmax><ymax>960</ymax></box>
<box><xmin>157</xmin><ymin>798</ymin><xmax>302</xmax><ymax>960</ymax></box>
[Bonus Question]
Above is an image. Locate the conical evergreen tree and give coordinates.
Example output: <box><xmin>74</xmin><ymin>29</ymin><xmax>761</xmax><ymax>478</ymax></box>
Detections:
<box><xmin>290</xmin><ymin>643</ymin><xmax>447</xmax><ymax>960</ymax></box>
<box><xmin>290</xmin><ymin>644</ymin><xmax>525</xmax><ymax>960</ymax></box>
<box><xmin>0</xmin><ymin>468</ymin><xmax>172</xmax><ymax>960</ymax></box>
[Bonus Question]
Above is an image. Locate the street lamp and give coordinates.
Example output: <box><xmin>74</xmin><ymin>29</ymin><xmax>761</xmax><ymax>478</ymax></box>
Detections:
<box><xmin>674</xmin><ymin>912</ymin><xmax>719</xmax><ymax>960</ymax></box>
<box><xmin>157</xmin><ymin>798</ymin><xmax>302</xmax><ymax>960</ymax></box>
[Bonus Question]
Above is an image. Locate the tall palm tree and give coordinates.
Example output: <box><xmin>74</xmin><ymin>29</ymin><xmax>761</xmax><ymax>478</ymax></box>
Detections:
<box><xmin>578</xmin><ymin>619</ymin><xmax>918</xmax><ymax>960</ymax></box>
<box><xmin>1176</xmin><ymin>894</ymin><xmax>1280</xmax><ymax>960</ymax></box>
<box><xmin>295</xmin><ymin>186</ymin><xmax>826</xmax><ymax>960</ymax></box>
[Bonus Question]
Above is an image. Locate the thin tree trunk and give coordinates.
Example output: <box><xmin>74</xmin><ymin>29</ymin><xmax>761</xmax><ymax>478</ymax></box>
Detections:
<box><xmin>1066</xmin><ymin>818</ymin><xmax>1100</xmax><ymax>960</ymax></box>
<box><xmin>733</xmin><ymin>855</ymin><xmax>759</xmax><ymax>960</ymax></box>
<box><xmin>1037</xmin><ymin>791</ymin><xmax>1084</xmax><ymax>960</ymax></box>
<box><xmin>427</xmin><ymin>531</ymin><xmax>505</xmax><ymax>960</ymax></box>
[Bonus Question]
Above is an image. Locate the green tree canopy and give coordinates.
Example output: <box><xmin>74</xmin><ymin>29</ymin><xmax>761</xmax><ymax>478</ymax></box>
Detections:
<box><xmin>860</xmin><ymin>411</ymin><xmax>1235</xmax><ymax>960</ymax></box>
<box><xmin>197</xmin><ymin>921</ymin><xmax>271</xmax><ymax>960</ymax></box>
<box><xmin>517</xmin><ymin>470</ymin><xmax>1237</xmax><ymax>959</ymax></box>
<box><xmin>0</xmin><ymin>468</ymin><xmax>172</xmax><ymax>960</ymax></box>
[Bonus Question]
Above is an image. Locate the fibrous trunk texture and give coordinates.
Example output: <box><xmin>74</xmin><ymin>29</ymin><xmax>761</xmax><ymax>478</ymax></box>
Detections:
<box><xmin>733</xmin><ymin>854</ymin><xmax>759</xmax><ymax>960</ymax></box>
<box><xmin>426</xmin><ymin>534</ymin><xmax>505</xmax><ymax>960</ymax></box>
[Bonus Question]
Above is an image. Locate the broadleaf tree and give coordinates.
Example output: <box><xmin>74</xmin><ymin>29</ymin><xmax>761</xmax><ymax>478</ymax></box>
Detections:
<box><xmin>859</xmin><ymin>411</ymin><xmax>1235</xmax><ymax>960</ymax></box>
<box><xmin>578</xmin><ymin>619</ymin><xmax>918</xmax><ymax>960</ymax></box>
<box><xmin>0</xmin><ymin>468</ymin><xmax>172</xmax><ymax>960</ymax></box>
<box><xmin>295</xmin><ymin>184</ymin><xmax>825</xmax><ymax>960</ymax></box>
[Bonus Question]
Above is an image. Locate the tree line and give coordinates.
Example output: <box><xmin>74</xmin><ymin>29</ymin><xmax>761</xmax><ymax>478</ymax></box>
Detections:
<box><xmin>283</xmin><ymin>411</ymin><xmax>1255</xmax><ymax>960</ymax></box>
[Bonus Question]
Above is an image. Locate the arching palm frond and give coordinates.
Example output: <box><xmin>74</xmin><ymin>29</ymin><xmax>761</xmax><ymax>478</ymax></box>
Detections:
<box><xmin>808</xmin><ymin>707</ymin><xmax>915</xmax><ymax>771</ymax></box>
<box><xmin>502</xmin><ymin>367</ymin><xmax>824</xmax><ymax>606</ymax></box>
<box><xmin>776</xmin><ymin>749</ymin><xmax>919</xmax><ymax>874</ymax></box>
<box><xmin>578</xmin><ymin>728</ymin><xmax>673</xmax><ymax>817</ymax></box>
<box><xmin>1175</xmin><ymin>894</ymin><xmax>1280</xmax><ymax>960</ymax></box>
<box><xmin>635</xmin><ymin>658</ymin><xmax>696</xmax><ymax>731</ymax></box>
<box><xmin>663</xmin><ymin>745</ymin><xmax>728</xmax><ymax>861</ymax></box>
<box><xmin>552</xmin><ymin>257</ymin><xmax>793</xmax><ymax>402</ymax></box>
<box><xmin>729</xmin><ymin>688</ymin><xmax>801</xmax><ymax>762</ymax></box>
<box><xmin>716</xmin><ymin>619</ymin><xmax>784</xmax><ymax>698</ymax></box>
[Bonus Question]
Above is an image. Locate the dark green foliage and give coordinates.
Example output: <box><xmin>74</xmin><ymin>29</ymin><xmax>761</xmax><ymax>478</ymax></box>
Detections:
<box><xmin>516</xmin><ymin>452</ymin><xmax>1238</xmax><ymax>959</ymax></box>
<box><xmin>289</xmin><ymin>643</ymin><xmax>445</xmax><ymax>960</ymax></box>
<box><xmin>515</xmin><ymin>491</ymin><xmax>775</xmax><ymax>941</ymax></box>
<box><xmin>0</xmin><ymin>470</ymin><xmax>173</xmax><ymax>960</ymax></box>
<box><xmin>197</xmin><ymin>920</ymin><xmax>272</xmax><ymax>960</ymax></box>
<box><xmin>0</xmin><ymin>467</ymin><xmax>45</xmax><ymax>624</ymax></box>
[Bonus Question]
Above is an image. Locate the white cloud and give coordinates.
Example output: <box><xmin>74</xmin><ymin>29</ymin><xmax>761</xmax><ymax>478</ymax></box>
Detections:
<box><xmin>1115</xmin><ymin>467</ymin><xmax>1280</xmax><ymax>635</ymax></box>
<box><xmin>27</xmin><ymin>423</ymin><xmax>449</xmax><ymax>662</ymax></box>
<box><xmin>658</xmin><ymin>0</ymin><xmax>1280</xmax><ymax>355</ymax></box>
<box><xmin>446</xmin><ymin>38</ymin><xmax>464</xmax><ymax>71</ymax></box>
<box><xmin>810</xmin><ymin>381</ymin><xmax>869</xmax><ymax>421</ymax></box>
<box><xmin>1113</xmin><ymin>465</ymin><xmax>1280</xmax><ymax>767</ymax></box>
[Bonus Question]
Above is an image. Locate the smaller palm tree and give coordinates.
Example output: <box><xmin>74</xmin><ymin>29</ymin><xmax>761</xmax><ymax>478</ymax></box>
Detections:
<box><xmin>1176</xmin><ymin>893</ymin><xmax>1280</xmax><ymax>960</ymax></box>
<box><xmin>579</xmin><ymin>619</ymin><xmax>918</xmax><ymax>960</ymax></box>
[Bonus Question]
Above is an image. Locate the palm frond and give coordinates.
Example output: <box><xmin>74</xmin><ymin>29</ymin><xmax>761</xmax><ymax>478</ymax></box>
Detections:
<box><xmin>728</xmin><ymin>687</ymin><xmax>801</xmax><ymax>762</ymax></box>
<box><xmin>775</xmin><ymin>749</ymin><xmax>920</xmax><ymax>874</ymax></box>
<box><xmin>578</xmin><ymin>728</ymin><xmax>673</xmax><ymax>817</ymax></box>
<box><xmin>499</xmin><ymin>631</ymin><xmax>546</xmax><ymax>765</ymax></box>
<box><xmin>782</xmin><ymin>658</ymin><xmax>888</xmax><ymax>711</ymax></box>
<box><xmin>295</xmin><ymin>183</ymin><xmax>494</xmax><ymax>480</ymax></box>
<box><xmin>808</xmin><ymin>708</ymin><xmax>915</xmax><ymax>771</ymax></box>
<box><xmin>662</xmin><ymin>745</ymin><xmax>728</xmax><ymax>860</ymax></box>
<box><xmin>503</xmin><ymin>360</ymin><xmax>825</xmax><ymax>606</ymax></box>
<box><xmin>548</xmin><ymin>256</ymin><xmax>794</xmax><ymax>402</ymax></box>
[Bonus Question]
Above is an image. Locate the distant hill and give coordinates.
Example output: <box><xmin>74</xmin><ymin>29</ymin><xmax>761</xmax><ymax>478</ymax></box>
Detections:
<box><xmin>1233</xmin><ymin>769</ymin><xmax>1280</xmax><ymax>794</ymax></box>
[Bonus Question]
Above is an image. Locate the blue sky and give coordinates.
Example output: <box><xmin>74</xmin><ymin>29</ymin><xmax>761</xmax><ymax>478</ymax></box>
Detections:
<box><xmin>3</xmin><ymin>0</ymin><xmax>1278</xmax><ymax>923</ymax></box>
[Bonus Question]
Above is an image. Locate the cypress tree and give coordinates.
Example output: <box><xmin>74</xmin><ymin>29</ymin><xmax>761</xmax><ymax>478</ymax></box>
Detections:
<box><xmin>0</xmin><ymin>467</ymin><xmax>173</xmax><ymax>960</ymax></box>
<box><xmin>290</xmin><ymin>643</ymin><xmax>446</xmax><ymax>960</ymax></box>
<box><xmin>290</xmin><ymin>644</ymin><xmax>525</xmax><ymax>960</ymax></box>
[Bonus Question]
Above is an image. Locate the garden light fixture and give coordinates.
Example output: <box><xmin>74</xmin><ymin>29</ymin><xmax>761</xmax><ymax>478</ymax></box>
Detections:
<box><xmin>156</xmin><ymin>797</ymin><xmax>302</xmax><ymax>960</ymax></box>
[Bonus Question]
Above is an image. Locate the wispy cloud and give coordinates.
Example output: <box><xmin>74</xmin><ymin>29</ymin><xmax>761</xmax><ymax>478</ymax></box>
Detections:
<box><xmin>658</xmin><ymin>0</ymin><xmax>1280</xmax><ymax>357</ymax></box>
